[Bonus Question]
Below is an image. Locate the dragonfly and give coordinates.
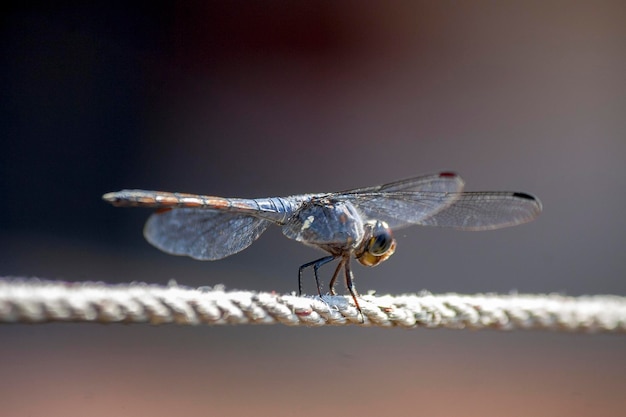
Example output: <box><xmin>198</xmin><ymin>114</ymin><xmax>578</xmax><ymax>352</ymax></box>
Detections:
<box><xmin>103</xmin><ymin>172</ymin><xmax>542</xmax><ymax>314</ymax></box>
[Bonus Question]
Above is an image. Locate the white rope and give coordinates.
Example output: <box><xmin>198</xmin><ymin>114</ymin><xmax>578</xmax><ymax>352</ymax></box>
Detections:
<box><xmin>0</xmin><ymin>278</ymin><xmax>624</xmax><ymax>332</ymax></box>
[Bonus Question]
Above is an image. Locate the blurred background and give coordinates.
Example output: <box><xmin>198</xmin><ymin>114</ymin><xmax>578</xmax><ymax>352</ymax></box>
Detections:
<box><xmin>1</xmin><ymin>1</ymin><xmax>625</xmax><ymax>416</ymax></box>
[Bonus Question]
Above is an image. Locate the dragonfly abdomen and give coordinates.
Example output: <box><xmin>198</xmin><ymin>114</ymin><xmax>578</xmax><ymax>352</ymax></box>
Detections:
<box><xmin>102</xmin><ymin>190</ymin><xmax>302</xmax><ymax>223</ymax></box>
<box><xmin>103</xmin><ymin>190</ymin><xmax>234</xmax><ymax>209</ymax></box>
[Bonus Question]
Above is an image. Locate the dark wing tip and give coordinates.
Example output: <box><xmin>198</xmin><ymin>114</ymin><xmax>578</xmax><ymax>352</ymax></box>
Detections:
<box><xmin>512</xmin><ymin>192</ymin><xmax>535</xmax><ymax>201</ymax></box>
<box><xmin>512</xmin><ymin>192</ymin><xmax>543</xmax><ymax>212</ymax></box>
<box><xmin>438</xmin><ymin>171</ymin><xmax>459</xmax><ymax>178</ymax></box>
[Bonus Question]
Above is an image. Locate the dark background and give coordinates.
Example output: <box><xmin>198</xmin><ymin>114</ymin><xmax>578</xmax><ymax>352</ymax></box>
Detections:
<box><xmin>1</xmin><ymin>2</ymin><xmax>625</xmax><ymax>416</ymax></box>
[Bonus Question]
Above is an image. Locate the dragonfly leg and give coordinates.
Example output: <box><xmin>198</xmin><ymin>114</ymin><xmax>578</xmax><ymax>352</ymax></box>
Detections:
<box><xmin>344</xmin><ymin>259</ymin><xmax>363</xmax><ymax>321</ymax></box>
<box><xmin>328</xmin><ymin>259</ymin><xmax>344</xmax><ymax>295</ymax></box>
<box><xmin>298</xmin><ymin>255</ymin><xmax>335</xmax><ymax>296</ymax></box>
<box><xmin>313</xmin><ymin>256</ymin><xmax>336</xmax><ymax>296</ymax></box>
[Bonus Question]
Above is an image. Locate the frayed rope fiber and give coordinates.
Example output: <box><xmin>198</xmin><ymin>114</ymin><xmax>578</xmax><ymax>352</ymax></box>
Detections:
<box><xmin>1</xmin><ymin>278</ymin><xmax>624</xmax><ymax>332</ymax></box>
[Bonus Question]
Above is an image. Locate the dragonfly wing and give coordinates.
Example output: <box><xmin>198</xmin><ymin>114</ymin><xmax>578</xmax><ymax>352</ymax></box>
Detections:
<box><xmin>338</xmin><ymin>172</ymin><xmax>465</xmax><ymax>229</ymax></box>
<box><xmin>144</xmin><ymin>208</ymin><xmax>271</xmax><ymax>260</ymax></box>
<box><xmin>339</xmin><ymin>172</ymin><xmax>464</xmax><ymax>194</ymax></box>
<box><xmin>417</xmin><ymin>192</ymin><xmax>542</xmax><ymax>230</ymax></box>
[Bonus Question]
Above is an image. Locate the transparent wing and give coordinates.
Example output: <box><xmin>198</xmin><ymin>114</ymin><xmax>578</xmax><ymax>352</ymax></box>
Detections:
<box><xmin>417</xmin><ymin>192</ymin><xmax>542</xmax><ymax>230</ymax></box>
<box><xmin>144</xmin><ymin>208</ymin><xmax>271</xmax><ymax>260</ymax></box>
<box><xmin>338</xmin><ymin>172</ymin><xmax>464</xmax><ymax>194</ymax></box>
<box><xmin>335</xmin><ymin>172</ymin><xmax>465</xmax><ymax>229</ymax></box>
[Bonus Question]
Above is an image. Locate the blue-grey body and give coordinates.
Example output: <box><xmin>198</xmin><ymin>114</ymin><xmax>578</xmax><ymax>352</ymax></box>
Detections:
<box><xmin>103</xmin><ymin>172</ymin><xmax>542</xmax><ymax>316</ymax></box>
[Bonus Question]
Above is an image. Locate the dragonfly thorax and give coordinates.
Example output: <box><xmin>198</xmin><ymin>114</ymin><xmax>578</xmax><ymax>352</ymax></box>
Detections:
<box><xmin>281</xmin><ymin>198</ymin><xmax>365</xmax><ymax>255</ymax></box>
<box><xmin>355</xmin><ymin>220</ymin><xmax>396</xmax><ymax>267</ymax></box>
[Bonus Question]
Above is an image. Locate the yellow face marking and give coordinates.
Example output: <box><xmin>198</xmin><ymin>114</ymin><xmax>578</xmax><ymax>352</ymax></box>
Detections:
<box><xmin>357</xmin><ymin>240</ymin><xmax>396</xmax><ymax>267</ymax></box>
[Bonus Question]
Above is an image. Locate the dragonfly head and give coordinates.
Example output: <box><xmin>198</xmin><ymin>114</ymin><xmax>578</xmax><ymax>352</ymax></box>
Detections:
<box><xmin>356</xmin><ymin>220</ymin><xmax>396</xmax><ymax>267</ymax></box>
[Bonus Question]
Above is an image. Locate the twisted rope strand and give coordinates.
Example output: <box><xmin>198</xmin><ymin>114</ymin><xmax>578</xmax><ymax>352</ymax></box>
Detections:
<box><xmin>0</xmin><ymin>278</ymin><xmax>624</xmax><ymax>332</ymax></box>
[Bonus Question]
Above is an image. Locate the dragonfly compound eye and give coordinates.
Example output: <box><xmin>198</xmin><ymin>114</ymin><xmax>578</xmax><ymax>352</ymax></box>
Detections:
<box><xmin>368</xmin><ymin>230</ymin><xmax>394</xmax><ymax>256</ymax></box>
<box><xmin>356</xmin><ymin>221</ymin><xmax>396</xmax><ymax>267</ymax></box>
